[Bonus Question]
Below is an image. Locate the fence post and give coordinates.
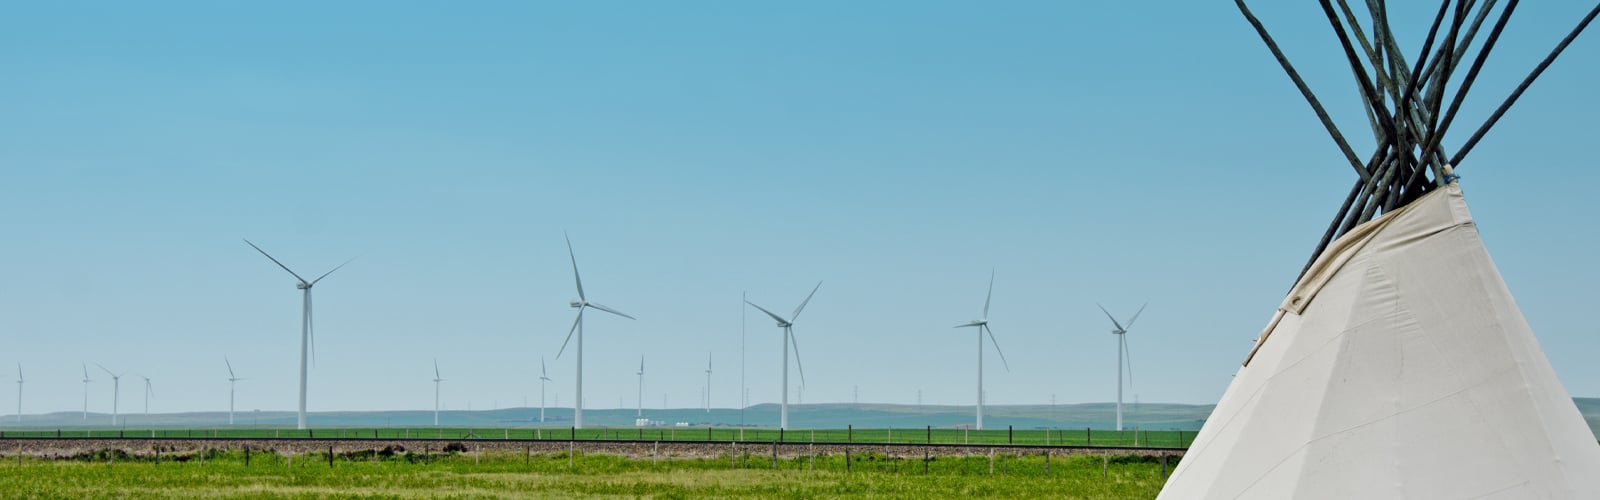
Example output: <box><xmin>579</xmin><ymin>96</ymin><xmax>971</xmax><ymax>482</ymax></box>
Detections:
<box><xmin>328</xmin><ymin>446</ymin><xmax>334</xmax><ymax>468</ymax></box>
<box><xmin>1162</xmin><ymin>453</ymin><xmax>1168</xmax><ymax>478</ymax></box>
<box><xmin>245</xmin><ymin>446</ymin><xmax>251</xmax><ymax>467</ymax></box>
<box><xmin>779</xmin><ymin>429</ymin><xmax>784</xmax><ymax>443</ymax></box>
<box><xmin>1008</xmin><ymin>426</ymin><xmax>1013</xmax><ymax>444</ymax></box>
<box><xmin>1045</xmin><ymin>449</ymin><xmax>1050</xmax><ymax>475</ymax></box>
<box><xmin>1086</xmin><ymin>427</ymin><xmax>1091</xmax><ymax>446</ymax></box>
<box><xmin>927</xmin><ymin>426</ymin><xmax>931</xmax><ymax>444</ymax></box>
<box><xmin>847</xmin><ymin>425</ymin><xmax>852</xmax><ymax>443</ymax></box>
<box><xmin>845</xmin><ymin>448</ymin><xmax>851</xmax><ymax>473</ymax></box>
<box><xmin>923</xmin><ymin>448</ymin><xmax>929</xmax><ymax>475</ymax></box>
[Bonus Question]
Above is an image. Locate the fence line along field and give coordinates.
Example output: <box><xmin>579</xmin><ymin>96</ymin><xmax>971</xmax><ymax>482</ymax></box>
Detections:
<box><xmin>0</xmin><ymin>426</ymin><xmax>1195</xmax><ymax>448</ymax></box>
<box><xmin>0</xmin><ymin>442</ymin><xmax>1175</xmax><ymax>498</ymax></box>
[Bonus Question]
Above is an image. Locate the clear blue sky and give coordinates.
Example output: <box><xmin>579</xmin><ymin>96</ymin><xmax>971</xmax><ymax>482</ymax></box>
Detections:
<box><xmin>1</xmin><ymin>2</ymin><xmax>1596</xmax><ymax>416</ymax></box>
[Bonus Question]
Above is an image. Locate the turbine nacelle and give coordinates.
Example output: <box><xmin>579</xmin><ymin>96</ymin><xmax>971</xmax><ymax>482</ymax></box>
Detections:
<box><xmin>296</xmin><ymin>282</ymin><xmax>310</xmax><ymax>290</ymax></box>
<box><xmin>570</xmin><ymin>300</ymin><xmax>584</xmax><ymax>308</ymax></box>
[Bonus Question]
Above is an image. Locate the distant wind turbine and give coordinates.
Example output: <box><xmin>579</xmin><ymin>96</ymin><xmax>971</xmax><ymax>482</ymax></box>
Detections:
<box><xmin>139</xmin><ymin>375</ymin><xmax>154</xmax><ymax>419</ymax></box>
<box><xmin>97</xmin><ymin>364</ymin><xmax>124</xmax><ymax>426</ymax></box>
<box><xmin>80</xmin><ymin>363</ymin><xmax>92</xmax><ymax>422</ymax></box>
<box><xmin>635</xmin><ymin>356</ymin><xmax>645</xmax><ymax>417</ymax></box>
<box><xmin>746</xmin><ymin>281</ymin><xmax>822</xmax><ymax>430</ymax></box>
<box><xmin>14</xmin><ymin>364</ymin><xmax>22</xmax><ymax>425</ymax></box>
<box><xmin>433</xmin><ymin>358</ymin><xmax>445</xmax><ymax>426</ymax></box>
<box><xmin>1097</xmin><ymin>303</ymin><xmax>1146</xmax><ymax>431</ymax></box>
<box><xmin>553</xmin><ymin>233</ymin><xmax>635</xmax><ymax>429</ymax></box>
<box><xmin>539</xmin><ymin>357</ymin><xmax>551</xmax><ymax>423</ymax></box>
<box><xmin>225</xmin><ymin>357</ymin><xmax>244</xmax><ymax>425</ymax></box>
<box><xmin>244</xmin><ymin>239</ymin><xmax>357</xmax><ymax>430</ymax></box>
<box><xmin>704</xmin><ymin>353</ymin><xmax>712</xmax><ymax>413</ymax></box>
<box><xmin>954</xmin><ymin>271</ymin><xmax>1010</xmax><ymax>430</ymax></box>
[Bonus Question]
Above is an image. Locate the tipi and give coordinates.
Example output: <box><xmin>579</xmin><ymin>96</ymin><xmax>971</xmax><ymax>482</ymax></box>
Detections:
<box><xmin>1161</xmin><ymin>2</ymin><xmax>1600</xmax><ymax>498</ymax></box>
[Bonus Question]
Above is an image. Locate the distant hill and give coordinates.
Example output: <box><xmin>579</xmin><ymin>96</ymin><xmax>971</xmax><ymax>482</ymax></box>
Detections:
<box><xmin>7</xmin><ymin>400</ymin><xmax>1600</xmax><ymax>437</ymax></box>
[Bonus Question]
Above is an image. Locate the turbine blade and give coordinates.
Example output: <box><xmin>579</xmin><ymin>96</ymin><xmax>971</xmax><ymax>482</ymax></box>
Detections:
<box><xmin>434</xmin><ymin>358</ymin><xmax>441</xmax><ymax>380</ymax></box>
<box><xmin>555</xmin><ymin>311</ymin><xmax>582</xmax><ymax>360</ymax></box>
<box><xmin>585</xmin><ymin>302</ymin><xmax>635</xmax><ymax>320</ymax></box>
<box><xmin>83</xmin><ymin>363</ymin><xmax>89</xmax><ymax>380</ymax></box>
<box><xmin>1123</xmin><ymin>334</ymin><xmax>1135</xmax><ymax>392</ymax></box>
<box><xmin>310</xmin><ymin>255</ymin><xmax>359</xmax><ymax>285</ymax></box>
<box><xmin>243</xmin><ymin>239</ymin><xmax>308</xmax><ymax>284</ymax></box>
<box><xmin>541</xmin><ymin>357</ymin><xmax>547</xmax><ymax>378</ymax></box>
<box><xmin>1124</xmin><ymin>303</ymin><xmax>1148</xmax><ymax>330</ymax></box>
<box><xmin>953</xmin><ymin>321</ymin><xmax>983</xmax><ymax>329</ymax></box>
<box><xmin>97</xmin><ymin>364</ymin><xmax>114</xmax><ymax>377</ymax></box>
<box><xmin>307</xmin><ymin>288</ymin><xmax>317</xmax><ymax>367</ymax></box>
<box><xmin>745</xmin><ymin>300</ymin><xmax>789</xmax><ymax>325</ymax></box>
<box><xmin>565</xmin><ymin>232</ymin><xmax>586</xmax><ymax>302</ymax></box>
<box><xmin>983</xmin><ymin>270</ymin><xmax>994</xmax><ymax>318</ymax></box>
<box><xmin>985</xmin><ymin>324</ymin><xmax>1011</xmax><ymax>372</ymax></box>
<box><xmin>788</xmin><ymin>327</ymin><xmax>807</xmax><ymax>388</ymax></box>
<box><xmin>790</xmin><ymin>281</ymin><xmax>823</xmax><ymax>323</ymax></box>
<box><xmin>1096</xmin><ymin>303</ymin><xmax>1126</xmax><ymax>332</ymax></box>
<box><xmin>225</xmin><ymin>357</ymin><xmax>236</xmax><ymax>379</ymax></box>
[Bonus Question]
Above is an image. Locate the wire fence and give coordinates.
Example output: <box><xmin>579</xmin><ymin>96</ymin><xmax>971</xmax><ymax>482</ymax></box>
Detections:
<box><xmin>0</xmin><ymin>426</ymin><xmax>1194</xmax><ymax>449</ymax></box>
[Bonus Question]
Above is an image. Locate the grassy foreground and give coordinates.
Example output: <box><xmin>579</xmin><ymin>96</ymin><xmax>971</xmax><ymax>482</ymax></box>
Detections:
<box><xmin>0</xmin><ymin>449</ymin><xmax>1172</xmax><ymax>498</ymax></box>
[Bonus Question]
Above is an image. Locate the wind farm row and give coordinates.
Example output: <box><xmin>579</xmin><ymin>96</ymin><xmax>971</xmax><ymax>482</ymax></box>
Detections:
<box><xmin>7</xmin><ymin>234</ymin><xmax>1153</xmax><ymax>433</ymax></box>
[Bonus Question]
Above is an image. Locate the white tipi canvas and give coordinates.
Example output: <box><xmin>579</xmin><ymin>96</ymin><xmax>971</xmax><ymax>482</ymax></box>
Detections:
<box><xmin>1159</xmin><ymin>182</ymin><xmax>1600</xmax><ymax>499</ymax></box>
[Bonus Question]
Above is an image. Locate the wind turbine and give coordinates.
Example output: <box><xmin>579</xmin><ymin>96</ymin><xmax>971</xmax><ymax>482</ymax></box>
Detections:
<box><xmin>553</xmin><ymin>233</ymin><xmax>635</xmax><ymax>429</ymax></box>
<box><xmin>14</xmin><ymin>364</ymin><xmax>22</xmax><ymax>425</ymax></box>
<box><xmin>433</xmin><ymin>358</ymin><xmax>445</xmax><ymax>426</ymax></box>
<box><xmin>139</xmin><ymin>375</ymin><xmax>154</xmax><ymax>420</ymax></box>
<box><xmin>225</xmin><ymin>357</ymin><xmax>244</xmax><ymax>425</ymax></box>
<box><xmin>635</xmin><ymin>356</ymin><xmax>644</xmax><ymax>417</ymax></box>
<box><xmin>1097</xmin><ymin>303</ymin><xmax>1146</xmax><ymax>432</ymax></box>
<box><xmin>954</xmin><ymin>271</ymin><xmax>1010</xmax><ymax>430</ymax></box>
<box><xmin>704</xmin><ymin>353</ymin><xmax>712</xmax><ymax>413</ymax></box>
<box><xmin>745</xmin><ymin>281</ymin><xmax>821</xmax><ymax>430</ymax></box>
<box><xmin>244</xmin><ymin>239</ymin><xmax>357</xmax><ymax>430</ymax></box>
<box><xmin>538</xmin><ymin>357</ymin><xmax>551</xmax><ymax>423</ymax></box>
<box><xmin>80</xmin><ymin>363</ymin><xmax>92</xmax><ymax>422</ymax></box>
<box><xmin>97</xmin><ymin>364</ymin><xmax>123</xmax><ymax>426</ymax></box>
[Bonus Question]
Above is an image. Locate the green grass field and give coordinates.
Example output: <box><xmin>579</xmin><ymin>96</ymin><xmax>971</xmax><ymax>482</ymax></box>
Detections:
<box><xmin>0</xmin><ymin>448</ymin><xmax>1172</xmax><ymax>498</ymax></box>
<box><xmin>0</xmin><ymin>426</ymin><xmax>1193</xmax><ymax>448</ymax></box>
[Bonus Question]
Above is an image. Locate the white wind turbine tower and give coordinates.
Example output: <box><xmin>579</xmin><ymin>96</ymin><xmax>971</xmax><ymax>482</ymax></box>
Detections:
<box><xmin>225</xmin><ymin>357</ymin><xmax>244</xmax><ymax>425</ymax></box>
<box><xmin>14</xmin><ymin>364</ymin><xmax>23</xmax><ymax>425</ymax></box>
<box><xmin>80</xmin><ymin>363</ymin><xmax>92</xmax><ymax>422</ymax></box>
<box><xmin>704</xmin><ymin>353</ymin><xmax>712</xmax><ymax>413</ymax></box>
<box><xmin>244</xmin><ymin>239</ymin><xmax>357</xmax><ymax>430</ymax></box>
<box><xmin>433</xmin><ymin>358</ymin><xmax>445</xmax><ymax>426</ymax></box>
<box><xmin>1097</xmin><ymin>303</ymin><xmax>1145</xmax><ymax>432</ymax></box>
<box><xmin>553</xmin><ymin>233</ymin><xmax>635</xmax><ymax>429</ymax></box>
<box><xmin>539</xmin><ymin>357</ymin><xmax>551</xmax><ymax>423</ymax></box>
<box><xmin>745</xmin><ymin>281</ymin><xmax>821</xmax><ymax>430</ymax></box>
<box><xmin>635</xmin><ymin>356</ymin><xmax>645</xmax><ymax>417</ymax></box>
<box><xmin>954</xmin><ymin>271</ymin><xmax>1010</xmax><ymax>430</ymax></box>
<box><xmin>97</xmin><ymin>364</ymin><xmax>124</xmax><ymax>426</ymax></box>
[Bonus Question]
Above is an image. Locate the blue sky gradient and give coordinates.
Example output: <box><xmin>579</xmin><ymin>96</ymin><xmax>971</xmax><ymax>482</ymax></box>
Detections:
<box><xmin>1</xmin><ymin>2</ymin><xmax>1596</xmax><ymax>417</ymax></box>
